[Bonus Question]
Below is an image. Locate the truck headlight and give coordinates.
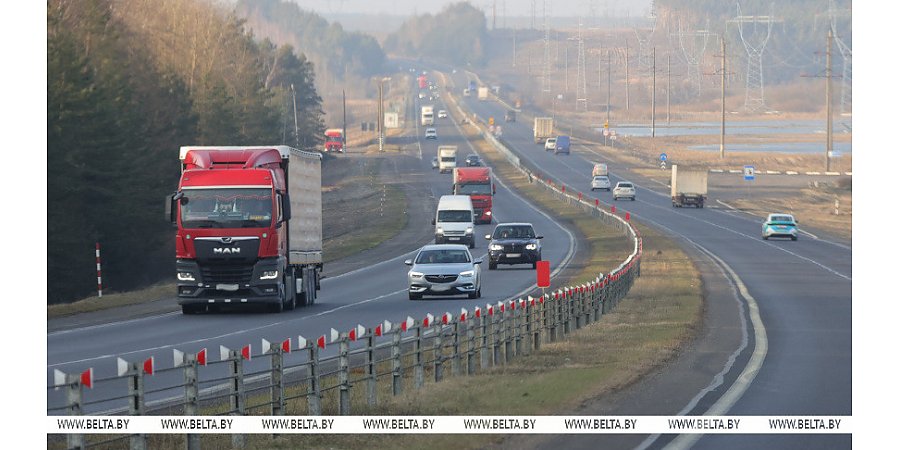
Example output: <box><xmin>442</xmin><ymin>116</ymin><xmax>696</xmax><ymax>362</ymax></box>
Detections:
<box><xmin>485</xmin><ymin>211</ymin><xmax>491</xmax><ymax>216</ymax></box>
<box><xmin>526</xmin><ymin>243</ymin><xmax>538</xmax><ymax>250</ymax></box>
<box><xmin>436</xmin><ymin>227</ymin><xmax>444</xmax><ymax>235</ymax></box>
<box><xmin>459</xmin><ymin>270</ymin><xmax>474</xmax><ymax>278</ymax></box>
<box><xmin>177</xmin><ymin>272</ymin><xmax>195</xmax><ymax>281</ymax></box>
<box><xmin>260</xmin><ymin>270</ymin><xmax>279</xmax><ymax>280</ymax></box>
<box><xmin>489</xmin><ymin>244</ymin><xmax>503</xmax><ymax>251</ymax></box>
<box><xmin>465</xmin><ymin>227</ymin><xmax>473</xmax><ymax>234</ymax></box>
<box><xmin>409</xmin><ymin>271</ymin><xmax>424</xmax><ymax>279</ymax></box>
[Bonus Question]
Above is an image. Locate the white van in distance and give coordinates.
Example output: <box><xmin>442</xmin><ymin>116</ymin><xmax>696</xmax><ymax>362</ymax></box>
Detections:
<box><xmin>432</xmin><ymin>195</ymin><xmax>475</xmax><ymax>249</ymax></box>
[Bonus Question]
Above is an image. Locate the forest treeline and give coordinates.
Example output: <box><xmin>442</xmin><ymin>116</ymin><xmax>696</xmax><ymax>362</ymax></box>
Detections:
<box><xmin>235</xmin><ymin>0</ymin><xmax>387</xmax><ymax>97</ymax></box>
<box><xmin>384</xmin><ymin>2</ymin><xmax>489</xmax><ymax>67</ymax></box>
<box><xmin>48</xmin><ymin>0</ymin><xmax>324</xmax><ymax>303</ymax></box>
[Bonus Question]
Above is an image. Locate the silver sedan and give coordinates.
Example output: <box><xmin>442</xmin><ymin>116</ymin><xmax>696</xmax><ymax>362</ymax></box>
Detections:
<box><xmin>405</xmin><ymin>244</ymin><xmax>482</xmax><ymax>300</ymax></box>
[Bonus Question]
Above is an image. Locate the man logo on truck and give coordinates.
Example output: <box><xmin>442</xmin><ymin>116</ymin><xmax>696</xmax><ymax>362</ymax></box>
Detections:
<box><xmin>213</xmin><ymin>248</ymin><xmax>240</xmax><ymax>255</ymax></box>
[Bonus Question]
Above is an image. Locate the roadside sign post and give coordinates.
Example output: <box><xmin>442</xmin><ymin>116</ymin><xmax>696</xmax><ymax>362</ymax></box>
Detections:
<box><xmin>743</xmin><ymin>165</ymin><xmax>755</xmax><ymax>200</ymax></box>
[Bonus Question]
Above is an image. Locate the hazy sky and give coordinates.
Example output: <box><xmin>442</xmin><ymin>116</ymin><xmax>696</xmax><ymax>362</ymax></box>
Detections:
<box><xmin>287</xmin><ymin>0</ymin><xmax>654</xmax><ymax>17</ymax></box>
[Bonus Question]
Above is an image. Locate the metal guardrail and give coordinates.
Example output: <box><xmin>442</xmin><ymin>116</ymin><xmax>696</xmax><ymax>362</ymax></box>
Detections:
<box><xmin>49</xmin><ymin>75</ymin><xmax>644</xmax><ymax>450</ymax></box>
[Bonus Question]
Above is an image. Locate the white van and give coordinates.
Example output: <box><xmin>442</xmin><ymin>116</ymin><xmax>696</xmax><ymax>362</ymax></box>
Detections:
<box><xmin>433</xmin><ymin>195</ymin><xmax>475</xmax><ymax>248</ymax></box>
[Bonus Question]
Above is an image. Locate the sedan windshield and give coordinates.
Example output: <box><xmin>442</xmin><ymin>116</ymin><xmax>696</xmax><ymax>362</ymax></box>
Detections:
<box><xmin>180</xmin><ymin>188</ymin><xmax>272</xmax><ymax>228</ymax></box>
<box><xmin>769</xmin><ymin>216</ymin><xmax>795</xmax><ymax>224</ymax></box>
<box><xmin>493</xmin><ymin>226</ymin><xmax>535</xmax><ymax>239</ymax></box>
<box><xmin>416</xmin><ymin>249</ymin><xmax>471</xmax><ymax>264</ymax></box>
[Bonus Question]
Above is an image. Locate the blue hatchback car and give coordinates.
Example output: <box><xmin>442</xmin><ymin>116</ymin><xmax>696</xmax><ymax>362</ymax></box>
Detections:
<box><xmin>554</xmin><ymin>135</ymin><xmax>570</xmax><ymax>154</ymax></box>
<box><xmin>762</xmin><ymin>213</ymin><xmax>798</xmax><ymax>240</ymax></box>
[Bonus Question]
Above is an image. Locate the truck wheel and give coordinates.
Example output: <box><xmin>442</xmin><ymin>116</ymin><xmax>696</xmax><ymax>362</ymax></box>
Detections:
<box><xmin>469</xmin><ymin>240</ymin><xmax>475</xmax><ymax>249</ymax></box>
<box><xmin>284</xmin><ymin>275</ymin><xmax>296</xmax><ymax>311</ymax></box>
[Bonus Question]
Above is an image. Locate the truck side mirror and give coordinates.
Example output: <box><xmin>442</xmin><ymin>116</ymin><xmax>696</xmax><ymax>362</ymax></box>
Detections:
<box><xmin>431</xmin><ymin>218</ymin><xmax>436</xmax><ymax>225</ymax></box>
<box><xmin>166</xmin><ymin>192</ymin><xmax>182</xmax><ymax>225</ymax></box>
<box><xmin>281</xmin><ymin>194</ymin><xmax>292</xmax><ymax>222</ymax></box>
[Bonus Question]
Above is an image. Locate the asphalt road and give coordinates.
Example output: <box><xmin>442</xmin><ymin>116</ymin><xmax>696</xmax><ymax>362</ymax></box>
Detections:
<box><xmin>450</xmin><ymin>70</ymin><xmax>851</xmax><ymax>449</ymax></box>
<box><xmin>46</xmin><ymin>82</ymin><xmax>583</xmax><ymax>414</ymax></box>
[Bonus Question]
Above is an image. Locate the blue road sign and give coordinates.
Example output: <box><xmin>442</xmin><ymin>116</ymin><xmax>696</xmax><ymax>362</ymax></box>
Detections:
<box><xmin>660</xmin><ymin>153</ymin><xmax>667</xmax><ymax>161</ymax></box>
<box><xmin>743</xmin><ymin>165</ymin><xmax>755</xmax><ymax>181</ymax></box>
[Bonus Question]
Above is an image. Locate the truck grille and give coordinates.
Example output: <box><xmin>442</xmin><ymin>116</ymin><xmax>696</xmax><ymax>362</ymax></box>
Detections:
<box><xmin>425</xmin><ymin>275</ymin><xmax>458</xmax><ymax>283</ymax></box>
<box><xmin>201</xmin><ymin>264</ymin><xmax>254</xmax><ymax>284</ymax></box>
<box><xmin>443</xmin><ymin>231</ymin><xmax>465</xmax><ymax>236</ymax></box>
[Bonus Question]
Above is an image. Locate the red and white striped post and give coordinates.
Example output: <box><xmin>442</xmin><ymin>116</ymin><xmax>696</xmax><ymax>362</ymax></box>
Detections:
<box><xmin>96</xmin><ymin>242</ymin><xmax>103</xmax><ymax>298</ymax></box>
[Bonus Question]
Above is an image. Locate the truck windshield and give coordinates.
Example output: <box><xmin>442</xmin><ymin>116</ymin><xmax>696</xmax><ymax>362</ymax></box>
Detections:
<box><xmin>456</xmin><ymin>184</ymin><xmax>491</xmax><ymax>195</ymax></box>
<box><xmin>438</xmin><ymin>210</ymin><xmax>472</xmax><ymax>222</ymax></box>
<box><xmin>180</xmin><ymin>188</ymin><xmax>272</xmax><ymax>228</ymax></box>
<box><xmin>326</xmin><ymin>136</ymin><xmax>342</xmax><ymax>143</ymax></box>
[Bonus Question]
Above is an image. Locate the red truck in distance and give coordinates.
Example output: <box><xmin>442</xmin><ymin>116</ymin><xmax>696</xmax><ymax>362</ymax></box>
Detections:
<box><xmin>418</xmin><ymin>75</ymin><xmax>427</xmax><ymax>90</ymax></box>
<box><xmin>166</xmin><ymin>146</ymin><xmax>323</xmax><ymax>314</ymax></box>
<box><xmin>452</xmin><ymin>167</ymin><xmax>495</xmax><ymax>224</ymax></box>
<box><xmin>324</xmin><ymin>129</ymin><xmax>344</xmax><ymax>153</ymax></box>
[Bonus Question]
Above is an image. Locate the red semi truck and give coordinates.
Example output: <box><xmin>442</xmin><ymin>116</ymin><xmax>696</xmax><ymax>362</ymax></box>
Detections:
<box><xmin>452</xmin><ymin>167</ymin><xmax>495</xmax><ymax>224</ymax></box>
<box><xmin>167</xmin><ymin>146</ymin><xmax>323</xmax><ymax>314</ymax></box>
<box><xmin>324</xmin><ymin>128</ymin><xmax>344</xmax><ymax>153</ymax></box>
<box><xmin>418</xmin><ymin>75</ymin><xmax>427</xmax><ymax>90</ymax></box>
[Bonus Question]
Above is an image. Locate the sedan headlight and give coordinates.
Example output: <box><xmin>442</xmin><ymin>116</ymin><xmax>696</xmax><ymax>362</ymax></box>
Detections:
<box><xmin>177</xmin><ymin>272</ymin><xmax>195</xmax><ymax>281</ymax></box>
<box><xmin>459</xmin><ymin>270</ymin><xmax>475</xmax><ymax>278</ymax></box>
<box><xmin>525</xmin><ymin>243</ymin><xmax>538</xmax><ymax>250</ymax></box>
<box><xmin>409</xmin><ymin>271</ymin><xmax>424</xmax><ymax>279</ymax></box>
<box><xmin>489</xmin><ymin>244</ymin><xmax>503</xmax><ymax>251</ymax></box>
<box><xmin>260</xmin><ymin>270</ymin><xmax>279</xmax><ymax>280</ymax></box>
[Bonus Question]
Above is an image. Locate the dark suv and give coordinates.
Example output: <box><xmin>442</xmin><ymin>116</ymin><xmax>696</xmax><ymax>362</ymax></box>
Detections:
<box><xmin>484</xmin><ymin>223</ymin><xmax>543</xmax><ymax>270</ymax></box>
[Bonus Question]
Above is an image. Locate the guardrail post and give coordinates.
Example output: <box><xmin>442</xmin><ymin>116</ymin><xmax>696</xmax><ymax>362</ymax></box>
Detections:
<box><xmin>229</xmin><ymin>350</ymin><xmax>245</xmax><ymax>449</ymax></box>
<box><xmin>391</xmin><ymin>329</ymin><xmax>403</xmax><ymax>395</ymax></box>
<box><xmin>466</xmin><ymin>320</ymin><xmax>476</xmax><ymax>375</ymax></box>
<box><xmin>125</xmin><ymin>361</ymin><xmax>147</xmax><ymax>450</ymax></box>
<box><xmin>534</xmin><ymin>297</ymin><xmax>544</xmax><ymax>351</ymax></box>
<box><xmin>524</xmin><ymin>301</ymin><xmax>532</xmax><ymax>355</ymax></box>
<box><xmin>433</xmin><ymin>325</ymin><xmax>444</xmax><ymax>382</ymax></box>
<box><xmin>366</xmin><ymin>332</ymin><xmax>377</xmax><ymax>406</ymax></box>
<box><xmin>576</xmin><ymin>289</ymin><xmax>584</xmax><ymax>330</ymax></box>
<box><xmin>451</xmin><ymin>320</ymin><xmax>461</xmax><ymax>376</ymax></box>
<box><xmin>492</xmin><ymin>313</ymin><xmax>501</xmax><ymax>365</ymax></box>
<box><xmin>549</xmin><ymin>295</ymin><xmax>558</xmax><ymax>343</ymax></box>
<box><xmin>183</xmin><ymin>355</ymin><xmax>200</xmax><ymax>450</ymax></box>
<box><xmin>65</xmin><ymin>373</ymin><xmax>84</xmax><ymax>450</ymax></box>
<box><xmin>514</xmin><ymin>303</ymin><xmax>523</xmax><ymax>357</ymax></box>
<box><xmin>270</xmin><ymin>346</ymin><xmax>284</xmax><ymax>417</ymax></box>
<box><xmin>602</xmin><ymin>281</ymin><xmax>610</xmax><ymax>314</ymax></box>
<box><xmin>307</xmin><ymin>344</ymin><xmax>321</xmax><ymax>416</ymax></box>
<box><xmin>414</xmin><ymin>325</ymin><xmax>425</xmax><ymax>389</ymax></box>
<box><xmin>504</xmin><ymin>307</ymin><xmax>513</xmax><ymax>363</ymax></box>
<box><xmin>480</xmin><ymin>315</ymin><xmax>489</xmax><ymax>370</ymax></box>
<box><xmin>339</xmin><ymin>334</ymin><xmax>351</xmax><ymax>415</ymax></box>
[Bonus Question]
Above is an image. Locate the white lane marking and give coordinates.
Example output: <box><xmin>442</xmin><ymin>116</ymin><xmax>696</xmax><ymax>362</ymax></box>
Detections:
<box><xmin>630</xmin><ymin>220</ymin><xmax>767</xmax><ymax>450</ymax></box>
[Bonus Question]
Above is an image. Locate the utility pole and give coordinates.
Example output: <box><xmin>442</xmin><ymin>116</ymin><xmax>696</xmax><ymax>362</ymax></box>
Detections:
<box><xmin>290</xmin><ymin>84</ymin><xmax>299</xmax><ymax>148</ymax></box>
<box><xmin>513</xmin><ymin>26</ymin><xmax>517</xmax><ymax>67</ymax></box>
<box><xmin>342</xmin><ymin>89</ymin><xmax>347</xmax><ymax>151</ymax></box>
<box><xmin>565</xmin><ymin>45</ymin><xmax>569</xmax><ymax>93</ymax></box>
<box><xmin>606</xmin><ymin>49</ymin><xmax>611</xmax><ymax>146</ymax></box>
<box><xmin>625</xmin><ymin>39</ymin><xmax>630</xmax><ymax>111</ymax></box>
<box><xmin>651</xmin><ymin>47</ymin><xmax>656</xmax><ymax>138</ymax></box>
<box><xmin>666</xmin><ymin>54</ymin><xmax>670</xmax><ymax>125</ymax></box>
<box><xmin>720</xmin><ymin>38</ymin><xmax>726</xmax><ymax>159</ymax></box>
<box><xmin>826</xmin><ymin>29</ymin><xmax>833</xmax><ymax>172</ymax></box>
